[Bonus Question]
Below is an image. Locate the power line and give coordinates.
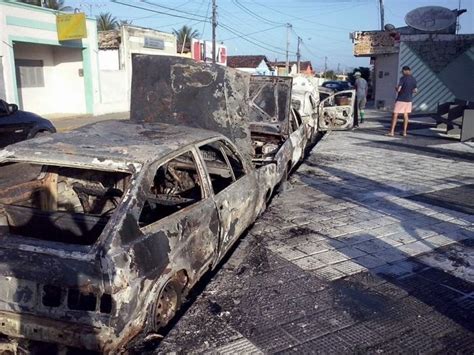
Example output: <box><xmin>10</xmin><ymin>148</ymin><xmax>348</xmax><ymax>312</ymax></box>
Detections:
<box><xmin>231</xmin><ymin>0</ymin><xmax>283</xmax><ymax>25</ymax></box>
<box><xmin>220</xmin><ymin>24</ymin><xmax>285</xmax><ymax>41</ymax></box>
<box><xmin>111</xmin><ymin>0</ymin><xmax>210</xmax><ymax>23</ymax></box>
<box><xmin>219</xmin><ymin>22</ymin><xmax>292</xmax><ymax>56</ymax></box>
<box><xmin>201</xmin><ymin>0</ymin><xmax>212</xmax><ymax>39</ymax></box>
<box><xmin>141</xmin><ymin>0</ymin><xmax>210</xmax><ymax>20</ymax></box>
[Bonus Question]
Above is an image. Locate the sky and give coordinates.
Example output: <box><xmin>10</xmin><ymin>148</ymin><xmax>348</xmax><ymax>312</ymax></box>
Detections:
<box><xmin>68</xmin><ymin>0</ymin><xmax>474</xmax><ymax>72</ymax></box>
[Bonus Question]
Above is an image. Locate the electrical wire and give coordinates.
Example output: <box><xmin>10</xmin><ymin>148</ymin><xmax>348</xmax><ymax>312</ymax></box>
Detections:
<box><xmin>219</xmin><ymin>22</ymin><xmax>291</xmax><ymax>54</ymax></box>
<box><xmin>140</xmin><ymin>0</ymin><xmax>210</xmax><ymax>20</ymax></box>
<box><xmin>231</xmin><ymin>0</ymin><xmax>284</xmax><ymax>25</ymax></box>
<box><xmin>111</xmin><ymin>0</ymin><xmax>210</xmax><ymax>23</ymax></box>
<box><xmin>219</xmin><ymin>23</ymin><xmax>292</xmax><ymax>56</ymax></box>
<box><xmin>221</xmin><ymin>24</ymin><xmax>285</xmax><ymax>41</ymax></box>
<box><xmin>200</xmin><ymin>0</ymin><xmax>212</xmax><ymax>39</ymax></box>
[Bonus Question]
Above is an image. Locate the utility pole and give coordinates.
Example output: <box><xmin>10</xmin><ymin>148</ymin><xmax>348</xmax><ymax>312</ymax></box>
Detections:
<box><xmin>212</xmin><ymin>0</ymin><xmax>217</xmax><ymax>64</ymax></box>
<box><xmin>285</xmin><ymin>23</ymin><xmax>292</xmax><ymax>75</ymax></box>
<box><xmin>324</xmin><ymin>56</ymin><xmax>328</xmax><ymax>77</ymax></box>
<box><xmin>296</xmin><ymin>36</ymin><xmax>302</xmax><ymax>74</ymax></box>
<box><xmin>379</xmin><ymin>0</ymin><xmax>385</xmax><ymax>30</ymax></box>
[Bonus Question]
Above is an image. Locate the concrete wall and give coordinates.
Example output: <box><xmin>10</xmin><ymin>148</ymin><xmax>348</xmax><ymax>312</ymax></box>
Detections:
<box><xmin>99</xmin><ymin>50</ymin><xmax>120</xmax><ymax>70</ymax></box>
<box><xmin>0</xmin><ymin>1</ymin><xmax>100</xmax><ymax>115</ymax></box>
<box><xmin>96</xmin><ymin>70</ymin><xmax>128</xmax><ymax>114</ymax></box>
<box><xmin>374</xmin><ymin>53</ymin><xmax>399</xmax><ymax>111</ymax></box>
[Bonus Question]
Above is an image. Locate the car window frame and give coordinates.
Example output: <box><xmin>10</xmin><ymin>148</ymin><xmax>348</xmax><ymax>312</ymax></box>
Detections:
<box><xmin>137</xmin><ymin>147</ymin><xmax>209</xmax><ymax>231</ymax></box>
<box><xmin>196</xmin><ymin>138</ymin><xmax>248</xmax><ymax>196</ymax></box>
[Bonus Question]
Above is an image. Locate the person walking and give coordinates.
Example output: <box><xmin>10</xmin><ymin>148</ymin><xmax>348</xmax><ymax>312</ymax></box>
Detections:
<box><xmin>354</xmin><ymin>71</ymin><xmax>368</xmax><ymax>124</ymax></box>
<box><xmin>387</xmin><ymin>66</ymin><xmax>418</xmax><ymax>137</ymax></box>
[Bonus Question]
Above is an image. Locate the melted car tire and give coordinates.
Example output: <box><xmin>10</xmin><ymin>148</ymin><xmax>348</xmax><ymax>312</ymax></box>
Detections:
<box><xmin>147</xmin><ymin>279</ymin><xmax>182</xmax><ymax>333</ymax></box>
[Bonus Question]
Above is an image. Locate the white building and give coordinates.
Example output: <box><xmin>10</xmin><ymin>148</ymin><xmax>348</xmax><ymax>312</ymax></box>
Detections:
<box><xmin>97</xmin><ymin>25</ymin><xmax>177</xmax><ymax>113</ymax></box>
<box><xmin>0</xmin><ymin>1</ymin><xmax>101</xmax><ymax>116</ymax></box>
<box><xmin>227</xmin><ymin>55</ymin><xmax>274</xmax><ymax>75</ymax></box>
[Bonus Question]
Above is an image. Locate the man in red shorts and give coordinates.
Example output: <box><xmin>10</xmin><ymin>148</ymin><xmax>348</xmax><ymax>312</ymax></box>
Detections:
<box><xmin>387</xmin><ymin>66</ymin><xmax>418</xmax><ymax>137</ymax></box>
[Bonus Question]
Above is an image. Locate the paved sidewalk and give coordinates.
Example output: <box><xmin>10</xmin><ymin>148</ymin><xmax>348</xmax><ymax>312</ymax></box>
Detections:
<box><xmin>46</xmin><ymin>111</ymin><xmax>129</xmax><ymax>132</ymax></box>
<box><xmin>156</xmin><ymin>111</ymin><xmax>474</xmax><ymax>354</ymax></box>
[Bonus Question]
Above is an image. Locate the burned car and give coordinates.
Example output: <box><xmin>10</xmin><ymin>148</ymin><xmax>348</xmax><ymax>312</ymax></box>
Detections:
<box><xmin>291</xmin><ymin>76</ymin><xmax>356</xmax><ymax>133</ymax></box>
<box><xmin>130</xmin><ymin>55</ymin><xmax>297</xmax><ymax>191</ymax></box>
<box><xmin>318</xmin><ymin>90</ymin><xmax>356</xmax><ymax>131</ymax></box>
<box><xmin>248</xmin><ymin>76</ymin><xmax>310</xmax><ymax>187</ymax></box>
<box><xmin>0</xmin><ymin>120</ymin><xmax>274</xmax><ymax>352</ymax></box>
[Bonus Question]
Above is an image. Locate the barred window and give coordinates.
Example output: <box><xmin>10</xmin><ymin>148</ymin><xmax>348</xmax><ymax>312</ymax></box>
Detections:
<box><xmin>15</xmin><ymin>59</ymin><xmax>45</xmax><ymax>88</ymax></box>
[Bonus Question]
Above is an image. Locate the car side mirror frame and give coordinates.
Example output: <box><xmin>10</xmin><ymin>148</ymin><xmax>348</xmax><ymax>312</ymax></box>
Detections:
<box><xmin>8</xmin><ymin>104</ymin><xmax>18</xmax><ymax>114</ymax></box>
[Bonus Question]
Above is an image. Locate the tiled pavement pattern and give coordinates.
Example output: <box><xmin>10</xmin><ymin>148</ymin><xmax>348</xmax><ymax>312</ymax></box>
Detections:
<box><xmin>156</xmin><ymin>113</ymin><xmax>474</xmax><ymax>354</ymax></box>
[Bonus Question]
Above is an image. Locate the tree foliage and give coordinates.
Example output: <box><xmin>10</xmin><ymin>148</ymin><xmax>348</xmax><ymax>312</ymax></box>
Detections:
<box><xmin>324</xmin><ymin>70</ymin><xmax>337</xmax><ymax>80</ymax></box>
<box><xmin>96</xmin><ymin>12</ymin><xmax>118</xmax><ymax>31</ymax></box>
<box><xmin>348</xmin><ymin>67</ymin><xmax>371</xmax><ymax>85</ymax></box>
<box><xmin>173</xmin><ymin>25</ymin><xmax>200</xmax><ymax>50</ymax></box>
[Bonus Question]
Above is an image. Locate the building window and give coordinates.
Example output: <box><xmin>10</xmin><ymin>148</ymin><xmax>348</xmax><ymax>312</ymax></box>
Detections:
<box><xmin>15</xmin><ymin>59</ymin><xmax>45</xmax><ymax>88</ymax></box>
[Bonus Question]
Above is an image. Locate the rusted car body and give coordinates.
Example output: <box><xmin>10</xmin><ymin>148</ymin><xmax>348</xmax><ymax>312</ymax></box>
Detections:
<box><xmin>248</xmin><ymin>76</ymin><xmax>310</xmax><ymax>186</ymax></box>
<box><xmin>0</xmin><ymin>120</ymin><xmax>275</xmax><ymax>352</ymax></box>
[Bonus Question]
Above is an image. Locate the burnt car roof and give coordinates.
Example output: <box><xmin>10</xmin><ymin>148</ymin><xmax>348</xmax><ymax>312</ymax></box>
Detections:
<box><xmin>0</xmin><ymin>120</ymin><xmax>221</xmax><ymax>171</ymax></box>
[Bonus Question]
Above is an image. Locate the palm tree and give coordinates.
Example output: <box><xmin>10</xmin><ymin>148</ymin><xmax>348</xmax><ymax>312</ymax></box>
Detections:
<box><xmin>96</xmin><ymin>12</ymin><xmax>118</xmax><ymax>31</ymax></box>
<box><xmin>19</xmin><ymin>0</ymin><xmax>73</xmax><ymax>11</ymax></box>
<box><xmin>119</xmin><ymin>19</ymin><xmax>133</xmax><ymax>27</ymax></box>
<box><xmin>173</xmin><ymin>25</ymin><xmax>200</xmax><ymax>50</ymax></box>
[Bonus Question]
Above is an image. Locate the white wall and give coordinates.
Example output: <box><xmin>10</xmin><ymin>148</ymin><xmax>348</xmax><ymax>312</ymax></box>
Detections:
<box><xmin>374</xmin><ymin>53</ymin><xmax>398</xmax><ymax>111</ymax></box>
<box><xmin>13</xmin><ymin>43</ymin><xmax>56</xmax><ymax>114</ymax></box>
<box><xmin>52</xmin><ymin>46</ymin><xmax>86</xmax><ymax>114</ymax></box>
<box><xmin>14</xmin><ymin>43</ymin><xmax>86</xmax><ymax>115</ymax></box>
<box><xmin>96</xmin><ymin>69</ymin><xmax>128</xmax><ymax>114</ymax></box>
<box><xmin>0</xmin><ymin>2</ymin><xmax>101</xmax><ymax>115</ymax></box>
<box><xmin>99</xmin><ymin>50</ymin><xmax>120</xmax><ymax>70</ymax></box>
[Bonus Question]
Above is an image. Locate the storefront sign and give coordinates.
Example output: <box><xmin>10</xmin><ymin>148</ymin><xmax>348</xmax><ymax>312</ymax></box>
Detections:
<box><xmin>352</xmin><ymin>31</ymin><xmax>399</xmax><ymax>57</ymax></box>
<box><xmin>56</xmin><ymin>13</ymin><xmax>87</xmax><ymax>41</ymax></box>
<box><xmin>144</xmin><ymin>37</ymin><xmax>165</xmax><ymax>50</ymax></box>
<box><xmin>191</xmin><ymin>39</ymin><xmax>227</xmax><ymax>66</ymax></box>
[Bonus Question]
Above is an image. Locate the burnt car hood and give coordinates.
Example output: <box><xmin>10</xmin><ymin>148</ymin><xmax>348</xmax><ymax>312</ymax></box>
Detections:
<box><xmin>248</xmin><ymin>76</ymin><xmax>293</xmax><ymax>137</ymax></box>
<box><xmin>130</xmin><ymin>55</ymin><xmax>253</xmax><ymax>158</ymax></box>
<box><xmin>0</xmin><ymin>245</ymin><xmax>105</xmax><ymax>291</ymax></box>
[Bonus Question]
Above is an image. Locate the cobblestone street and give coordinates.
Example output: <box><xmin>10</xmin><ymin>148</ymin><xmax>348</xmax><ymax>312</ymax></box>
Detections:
<box><xmin>156</xmin><ymin>111</ymin><xmax>474</xmax><ymax>354</ymax></box>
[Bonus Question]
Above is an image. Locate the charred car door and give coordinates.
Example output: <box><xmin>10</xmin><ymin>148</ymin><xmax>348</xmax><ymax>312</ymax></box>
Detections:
<box><xmin>318</xmin><ymin>90</ymin><xmax>356</xmax><ymax>131</ymax></box>
<box><xmin>289</xmin><ymin>108</ymin><xmax>308</xmax><ymax>167</ymax></box>
<box><xmin>136</xmin><ymin>149</ymin><xmax>219</xmax><ymax>282</ymax></box>
<box><xmin>197</xmin><ymin>140</ymin><xmax>258</xmax><ymax>260</ymax></box>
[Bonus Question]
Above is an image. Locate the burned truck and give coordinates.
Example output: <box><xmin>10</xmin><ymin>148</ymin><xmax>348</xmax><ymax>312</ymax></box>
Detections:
<box><xmin>0</xmin><ymin>121</ymin><xmax>275</xmax><ymax>352</ymax></box>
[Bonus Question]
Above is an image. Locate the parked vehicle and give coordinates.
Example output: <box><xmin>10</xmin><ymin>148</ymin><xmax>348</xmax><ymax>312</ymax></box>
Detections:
<box><xmin>0</xmin><ymin>99</ymin><xmax>56</xmax><ymax>148</ymax></box>
<box><xmin>292</xmin><ymin>77</ymin><xmax>356</xmax><ymax>132</ymax></box>
<box><xmin>0</xmin><ymin>120</ymin><xmax>275</xmax><ymax>352</ymax></box>
<box><xmin>291</xmin><ymin>75</ymin><xmax>320</xmax><ymax>140</ymax></box>
<box><xmin>318</xmin><ymin>90</ymin><xmax>356</xmax><ymax>131</ymax></box>
<box><xmin>321</xmin><ymin>80</ymin><xmax>352</xmax><ymax>92</ymax></box>
<box><xmin>248</xmin><ymin>76</ymin><xmax>310</xmax><ymax>186</ymax></box>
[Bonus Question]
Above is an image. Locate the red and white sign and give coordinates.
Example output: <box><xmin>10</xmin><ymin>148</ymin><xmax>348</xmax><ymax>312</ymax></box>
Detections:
<box><xmin>191</xmin><ymin>39</ymin><xmax>227</xmax><ymax>66</ymax></box>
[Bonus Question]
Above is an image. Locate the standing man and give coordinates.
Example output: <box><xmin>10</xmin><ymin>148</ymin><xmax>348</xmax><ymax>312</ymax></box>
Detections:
<box><xmin>388</xmin><ymin>66</ymin><xmax>418</xmax><ymax>137</ymax></box>
<box><xmin>354</xmin><ymin>71</ymin><xmax>368</xmax><ymax>124</ymax></box>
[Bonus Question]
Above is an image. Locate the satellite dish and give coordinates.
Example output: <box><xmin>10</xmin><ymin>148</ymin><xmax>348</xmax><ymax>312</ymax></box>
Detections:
<box><xmin>384</xmin><ymin>24</ymin><xmax>396</xmax><ymax>31</ymax></box>
<box><xmin>405</xmin><ymin>6</ymin><xmax>456</xmax><ymax>32</ymax></box>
